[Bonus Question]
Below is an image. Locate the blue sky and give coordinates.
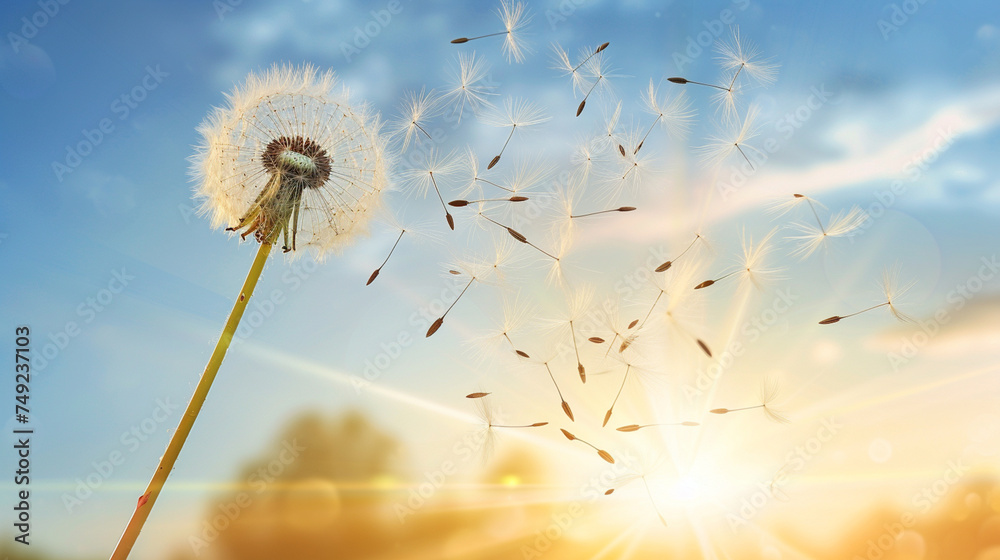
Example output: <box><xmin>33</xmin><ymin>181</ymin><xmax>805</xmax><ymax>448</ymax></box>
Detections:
<box><xmin>1</xmin><ymin>0</ymin><xmax>999</xmax><ymax>558</ymax></box>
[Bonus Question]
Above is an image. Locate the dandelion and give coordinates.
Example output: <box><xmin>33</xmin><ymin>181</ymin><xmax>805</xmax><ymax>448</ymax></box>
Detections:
<box><xmin>819</xmin><ymin>264</ymin><xmax>915</xmax><ymax>324</ymax></box>
<box><xmin>111</xmin><ymin>64</ymin><xmax>388</xmax><ymax>559</ymax></box>
<box><xmin>473</xmin><ymin>396</ymin><xmax>547</xmax><ymax>463</ymax></box>
<box><xmin>400</xmin><ymin>147</ymin><xmax>460</xmax><ymax>230</ymax></box>
<box><xmin>389</xmin><ymin>87</ymin><xmax>441</xmax><ymax>152</ymax></box>
<box><xmin>560</xmin><ymin>429</ymin><xmax>615</xmax><ymax>464</ymax></box>
<box><xmin>634</xmin><ymin>80</ymin><xmax>694</xmax><ymax>154</ymax></box>
<box><xmin>698</xmin><ymin>104</ymin><xmax>762</xmax><ymax>169</ymax></box>
<box><xmin>709</xmin><ymin>377</ymin><xmax>789</xmax><ymax>423</ymax></box>
<box><xmin>451</xmin><ymin>0</ymin><xmax>532</xmax><ymax>64</ymax></box>
<box><xmin>694</xmin><ymin>228</ymin><xmax>780</xmax><ymax>291</ymax></box>
<box><xmin>482</xmin><ymin>96</ymin><xmax>550</xmax><ymax>170</ymax></box>
<box><xmin>772</xmin><ymin>194</ymin><xmax>867</xmax><ymax>258</ymax></box>
<box><xmin>442</xmin><ymin>52</ymin><xmax>498</xmax><ymax>124</ymax></box>
<box><xmin>616</xmin><ymin>421</ymin><xmax>700</xmax><ymax>432</ymax></box>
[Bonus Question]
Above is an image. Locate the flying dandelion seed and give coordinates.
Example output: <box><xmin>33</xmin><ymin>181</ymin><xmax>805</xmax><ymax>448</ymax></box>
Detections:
<box><xmin>820</xmin><ymin>264</ymin><xmax>915</xmax><ymax>324</ymax></box>
<box><xmin>442</xmin><ymin>51</ymin><xmax>498</xmax><ymax>124</ymax></box>
<box><xmin>552</xmin><ymin>42</ymin><xmax>609</xmax><ymax>98</ymax></box>
<box><xmin>560</xmin><ymin>429</ymin><xmax>615</xmax><ymax>464</ymax></box>
<box><xmin>575</xmin><ymin>48</ymin><xmax>619</xmax><ymax>117</ymax></box>
<box><xmin>655</xmin><ymin>233</ymin><xmax>706</xmax><ymax>272</ymax></box>
<box><xmin>112</xmin><ymin>64</ymin><xmax>388</xmax><ymax>559</ymax></box>
<box><xmin>548</xmin><ymin>286</ymin><xmax>594</xmax><ymax>383</ymax></box>
<box><xmin>694</xmin><ymin>228</ymin><xmax>781</xmax><ymax>292</ymax></box>
<box><xmin>460</xmin><ymin>146</ymin><xmax>513</xmax><ymax>198</ymax></box>
<box><xmin>606</xmin><ymin>124</ymin><xmax>655</xmax><ymax>202</ymax></box>
<box><xmin>772</xmin><ymin>194</ymin><xmax>868</xmax><ymax>258</ymax></box>
<box><xmin>670</xmin><ymin>28</ymin><xmax>776</xmax><ymax>121</ymax></box>
<box><xmin>482</xmin><ymin>96</ymin><xmax>550</xmax><ymax>169</ymax></box>
<box><xmin>536</xmin><ymin>359</ymin><xmax>574</xmax><ymax>421</ymax></box>
<box><xmin>603</xmin><ymin>362</ymin><xmax>634</xmax><ymax>427</ymax></box>
<box><xmin>400</xmin><ymin>147</ymin><xmax>461</xmax><ymax>230</ymax></box>
<box><xmin>451</xmin><ymin>0</ymin><xmax>532</xmax><ymax>64</ymax></box>
<box><xmin>634</xmin><ymin>79</ymin><xmax>694</xmax><ymax>154</ymax></box>
<box><xmin>426</xmin><ymin>260</ymin><xmax>492</xmax><ymax>337</ymax></box>
<box><xmin>365</xmin><ymin>211</ymin><xmax>437</xmax><ymax>286</ymax></box>
<box><xmin>616</xmin><ymin>421</ymin><xmax>700</xmax><ymax>432</ymax></box>
<box><xmin>367</xmin><ymin>229</ymin><xmax>403</xmax><ymax>286</ymax></box>
<box><xmin>389</xmin><ymin>87</ymin><xmax>442</xmax><ymax>152</ymax></box>
<box><xmin>605</xmin><ymin>457</ymin><xmax>668</xmax><ymax>526</ymax></box>
<box><xmin>697</xmin><ymin>104</ymin><xmax>762</xmax><ymax>169</ymax></box>
<box><xmin>570</xmin><ymin>206</ymin><xmax>636</xmax><ymax>218</ymax></box>
<box><xmin>478</xmin><ymin>295</ymin><xmax>533</xmax><ymax>359</ymax></box>
<box><xmin>709</xmin><ymin>377</ymin><xmax>789</xmax><ymax>423</ymax></box>
<box><xmin>474</xmin><ymin>209</ymin><xmax>560</xmax><ymax>261</ymax></box>
<box><xmin>715</xmin><ymin>26</ymin><xmax>779</xmax><ymax>89</ymax></box>
<box><xmin>472</xmin><ymin>396</ymin><xmax>547</xmax><ymax>463</ymax></box>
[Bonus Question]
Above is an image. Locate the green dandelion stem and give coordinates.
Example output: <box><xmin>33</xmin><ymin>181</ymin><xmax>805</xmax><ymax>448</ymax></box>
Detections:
<box><xmin>110</xmin><ymin>240</ymin><xmax>275</xmax><ymax>560</ymax></box>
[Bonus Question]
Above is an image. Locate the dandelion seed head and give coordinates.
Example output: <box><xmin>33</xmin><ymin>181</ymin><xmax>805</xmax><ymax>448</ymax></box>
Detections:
<box><xmin>192</xmin><ymin>64</ymin><xmax>388</xmax><ymax>258</ymax></box>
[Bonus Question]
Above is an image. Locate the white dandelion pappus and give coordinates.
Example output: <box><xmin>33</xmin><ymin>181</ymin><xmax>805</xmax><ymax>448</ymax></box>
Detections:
<box><xmin>192</xmin><ymin>64</ymin><xmax>388</xmax><ymax>258</ymax></box>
